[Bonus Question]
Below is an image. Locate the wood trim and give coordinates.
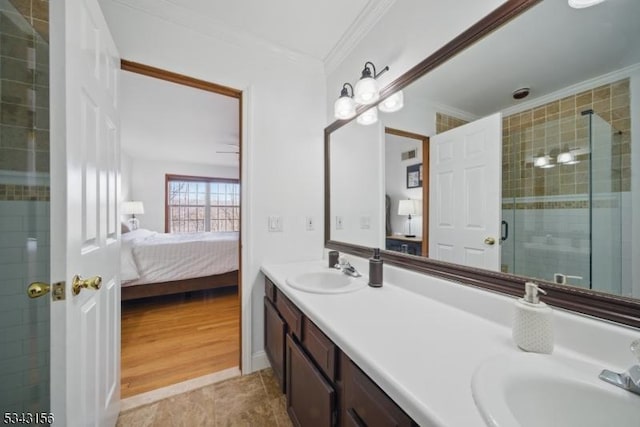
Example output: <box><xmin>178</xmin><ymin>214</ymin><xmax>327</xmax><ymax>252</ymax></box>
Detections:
<box><xmin>324</xmin><ymin>0</ymin><xmax>640</xmax><ymax>329</ymax></box>
<box><xmin>121</xmin><ymin>270</ymin><xmax>238</xmax><ymax>301</ymax></box>
<box><xmin>121</xmin><ymin>60</ymin><xmax>241</xmax><ymax>99</ymax></box>
<box><xmin>384</xmin><ymin>127</ymin><xmax>429</xmax><ymax>257</ymax></box>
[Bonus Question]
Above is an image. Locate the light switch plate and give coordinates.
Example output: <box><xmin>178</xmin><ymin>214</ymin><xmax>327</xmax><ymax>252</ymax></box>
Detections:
<box><xmin>360</xmin><ymin>216</ymin><xmax>370</xmax><ymax>229</ymax></box>
<box><xmin>305</xmin><ymin>217</ymin><xmax>314</xmax><ymax>231</ymax></box>
<box><xmin>268</xmin><ymin>216</ymin><xmax>282</xmax><ymax>232</ymax></box>
<box><xmin>335</xmin><ymin>216</ymin><xmax>343</xmax><ymax>230</ymax></box>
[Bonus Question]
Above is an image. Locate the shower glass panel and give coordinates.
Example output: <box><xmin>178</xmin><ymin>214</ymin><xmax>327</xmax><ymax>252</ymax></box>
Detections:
<box><xmin>502</xmin><ymin>104</ymin><xmax>627</xmax><ymax>295</ymax></box>
<box><xmin>0</xmin><ymin>0</ymin><xmax>50</xmax><ymax>416</ymax></box>
<box><xmin>502</xmin><ymin>112</ymin><xmax>592</xmax><ymax>288</ymax></box>
<box><xmin>588</xmin><ymin>112</ymin><xmax>623</xmax><ymax>295</ymax></box>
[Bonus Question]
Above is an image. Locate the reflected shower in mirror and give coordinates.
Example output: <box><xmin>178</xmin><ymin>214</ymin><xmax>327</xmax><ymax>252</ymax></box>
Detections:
<box><xmin>326</xmin><ymin>0</ymin><xmax>639</xmax><ymax>300</ymax></box>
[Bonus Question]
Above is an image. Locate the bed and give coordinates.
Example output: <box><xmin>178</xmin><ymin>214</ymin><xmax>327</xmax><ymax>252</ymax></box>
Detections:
<box><xmin>120</xmin><ymin>228</ymin><xmax>239</xmax><ymax>300</ymax></box>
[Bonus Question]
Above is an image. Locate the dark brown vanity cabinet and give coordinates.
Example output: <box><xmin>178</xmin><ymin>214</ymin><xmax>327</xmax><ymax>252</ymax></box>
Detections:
<box><xmin>264</xmin><ymin>277</ymin><xmax>417</xmax><ymax>427</ymax></box>
<box><xmin>286</xmin><ymin>334</ymin><xmax>337</xmax><ymax>427</ymax></box>
<box><xmin>264</xmin><ymin>296</ymin><xmax>286</xmax><ymax>392</ymax></box>
<box><xmin>341</xmin><ymin>354</ymin><xmax>417</xmax><ymax>427</ymax></box>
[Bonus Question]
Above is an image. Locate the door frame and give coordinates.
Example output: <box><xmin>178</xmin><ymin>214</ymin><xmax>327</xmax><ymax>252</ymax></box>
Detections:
<box><xmin>119</xmin><ymin>60</ymin><xmax>244</xmax><ymax>370</ymax></box>
<box><xmin>384</xmin><ymin>128</ymin><xmax>429</xmax><ymax>257</ymax></box>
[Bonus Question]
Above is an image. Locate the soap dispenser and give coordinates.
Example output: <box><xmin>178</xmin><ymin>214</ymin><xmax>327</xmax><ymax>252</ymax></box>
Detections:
<box><xmin>368</xmin><ymin>248</ymin><xmax>383</xmax><ymax>288</ymax></box>
<box><xmin>512</xmin><ymin>282</ymin><xmax>554</xmax><ymax>354</ymax></box>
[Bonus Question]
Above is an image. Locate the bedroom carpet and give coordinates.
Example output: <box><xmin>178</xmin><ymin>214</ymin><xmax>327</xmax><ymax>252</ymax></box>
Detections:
<box><xmin>121</xmin><ymin>286</ymin><xmax>240</xmax><ymax>398</ymax></box>
<box><xmin>117</xmin><ymin>368</ymin><xmax>292</xmax><ymax>427</ymax></box>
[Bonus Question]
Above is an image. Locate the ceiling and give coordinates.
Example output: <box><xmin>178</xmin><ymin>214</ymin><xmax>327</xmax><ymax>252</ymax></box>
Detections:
<box><xmin>120</xmin><ymin>70</ymin><xmax>240</xmax><ymax>167</ymax></box>
<box><xmin>406</xmin><ymin>0</ymin><xmax>640</xmax><ymax>117</ymax></box>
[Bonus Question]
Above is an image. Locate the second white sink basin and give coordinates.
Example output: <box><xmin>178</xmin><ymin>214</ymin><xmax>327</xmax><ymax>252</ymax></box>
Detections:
<box><xmin>472</xmin><ymin>353</ymin><xmax>640</xmax><ymax>427</ymax></box>
<box><xmin>286</xmin><ymin>270</ymin><xmax>366</xmax><ymax>294</ymax></box>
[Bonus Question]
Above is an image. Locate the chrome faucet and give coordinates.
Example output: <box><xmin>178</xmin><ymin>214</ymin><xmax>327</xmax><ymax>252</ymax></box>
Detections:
<box><xmin>599</xmin><ymin>339</ymin><xmax>640</xmax><ymax>396</ymax></box>
<box><xmin>334</xmin><ymin>257</ymin><xmax>362</xmax><ymax>278</ymax></box>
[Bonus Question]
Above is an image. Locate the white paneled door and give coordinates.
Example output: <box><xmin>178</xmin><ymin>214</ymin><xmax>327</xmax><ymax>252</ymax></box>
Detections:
<box><xmin>429</xmin><ymin>113</ymin><xmax>501</xmax><ymax>270</ymax></box>
<box><xmin>51</xmin><ymin>0</ymin><xmax>121</xmax><ymax>426</ymax></box>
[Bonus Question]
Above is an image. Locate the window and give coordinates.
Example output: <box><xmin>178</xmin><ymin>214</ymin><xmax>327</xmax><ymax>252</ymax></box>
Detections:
<box><xmin>166</xmin><ymin>175</ymin><xmax>239</xmax><ymax>233</ymax></box>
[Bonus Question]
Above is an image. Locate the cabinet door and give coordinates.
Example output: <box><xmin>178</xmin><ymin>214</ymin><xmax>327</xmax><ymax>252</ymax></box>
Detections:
<box><xmin>286</xmin><ymin>335</ymin><xmax>336</xmax><ymax>427</ymax></box>
<box><xmin>264</xmin><ymin>297</ymin><xmax>286</xmax><ymax>392</ymax></box>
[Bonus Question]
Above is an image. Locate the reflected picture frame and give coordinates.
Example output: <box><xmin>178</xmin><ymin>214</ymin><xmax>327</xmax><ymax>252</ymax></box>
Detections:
<box><xmin>406</xmin><ymin>163</ymin><xmax>422</xmax><ymax>188</ymax></box>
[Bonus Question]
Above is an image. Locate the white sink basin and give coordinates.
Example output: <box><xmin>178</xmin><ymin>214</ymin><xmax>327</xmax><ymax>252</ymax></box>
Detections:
<box><xmin>286</xmin><ymin>270</ymin><xmax>366</xmax><ymax>294</ymax></box>
<box><xmin>472</xmin><ymin>353</ymin><xmax>640</xmax><ymax>427</ymax></box>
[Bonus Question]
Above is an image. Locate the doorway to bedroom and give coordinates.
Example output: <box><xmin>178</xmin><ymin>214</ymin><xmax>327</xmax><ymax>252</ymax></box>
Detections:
<box><xmin>118</xmin><ymin>61</ymin><xmax>243</xmax><ymax>398</ymax></box>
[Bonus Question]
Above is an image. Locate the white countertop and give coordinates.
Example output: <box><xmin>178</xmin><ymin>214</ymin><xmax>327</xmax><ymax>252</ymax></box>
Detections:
<box><xmin>260</xmin><ymin>259</ymin><xmax>638</xmax><ymax>427</ymax></box>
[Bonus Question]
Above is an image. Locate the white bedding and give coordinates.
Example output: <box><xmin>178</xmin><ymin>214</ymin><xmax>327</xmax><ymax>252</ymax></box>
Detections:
<box><xmin>121</xmin><ymin>229</ymin><xmax>239</xmax><ymax>287</ymax></box>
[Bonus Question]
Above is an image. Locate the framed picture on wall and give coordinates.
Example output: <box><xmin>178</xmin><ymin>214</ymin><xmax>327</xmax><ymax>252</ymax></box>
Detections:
<box><xmin>407</xmin><ymin>163</ymin><xmax>422</xmax><ymax>188</ymax></box>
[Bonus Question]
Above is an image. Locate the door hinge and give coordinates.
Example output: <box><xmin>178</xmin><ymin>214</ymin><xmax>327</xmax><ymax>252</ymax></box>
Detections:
<box><xmin>52</xmin><ymin>281</ymin><xmax>65</xmax><ymax>301</ymax></box>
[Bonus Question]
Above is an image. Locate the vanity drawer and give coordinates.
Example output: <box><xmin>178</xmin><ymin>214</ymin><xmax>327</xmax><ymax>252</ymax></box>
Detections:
<box><xmin>343</xmin><ymin>357</ymin><xmax>416</xmax><ymax>427</ymax></box>
<box><xmin>302</xmin><ymin>317</ymin><xmax>337</xmax><ymax>382</ymax></box>
<box><xmin>276</xmin><ymin>291</ymin><xmax>303</xmax><ymax>339</ymax></box>
<box><xmin>265</xmin><ymin>277</ymin><xmax>276</xmax><ymax>303</ymax></box>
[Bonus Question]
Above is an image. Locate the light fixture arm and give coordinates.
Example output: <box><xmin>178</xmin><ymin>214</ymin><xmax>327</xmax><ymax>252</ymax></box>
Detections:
<box><xmin>362</xmin><ymin>61</ymin><xmax>389</xmax><ymax>80</ymax></box>
<box><xmin>340</xmin><ymin>82</ymin><xmax>354</xmax><ymax>98</ymax></box>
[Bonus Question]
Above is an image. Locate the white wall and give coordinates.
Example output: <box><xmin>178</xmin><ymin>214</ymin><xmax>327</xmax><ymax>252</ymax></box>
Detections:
<box><xmin>99</xmin><ymin>0</ymin><xmax>326</xmax><ymax>371</ymax></box>
<box><xmin>126</xmin><ymin>156</ymin><xmax>238</xmax><ymax>233</ymax></box>
<box><xmin>120</xmin><ymin>151</ymin><xmax>132</xmax><ymax>204</ymax></box>
<box><xmin>330</xmin><ymin>121</ymin><xmax>385</xmax><ymax>248</ymax></box>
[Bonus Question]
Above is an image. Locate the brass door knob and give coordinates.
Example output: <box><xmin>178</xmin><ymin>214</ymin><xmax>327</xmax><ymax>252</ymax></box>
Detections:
<box><xmin>72</xmin><ymin>275</ymin><xmax>102</xmax><ymax>296</ymax></box>
<box><xmin>27</xmin><ymin>282</ymin><xmax>50</xmax><ymax>298</ymax></box>
<box><xmin>484</xmin><ymin>237</ymin><xmax>496</xmax><ymax>245</ymax></box>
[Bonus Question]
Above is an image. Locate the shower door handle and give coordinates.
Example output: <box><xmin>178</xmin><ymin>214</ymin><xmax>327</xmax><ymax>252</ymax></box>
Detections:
<box><xmin>501</xmin><ymin>220</ymin><xmax>509</xmax><ymax>241</ymax></box>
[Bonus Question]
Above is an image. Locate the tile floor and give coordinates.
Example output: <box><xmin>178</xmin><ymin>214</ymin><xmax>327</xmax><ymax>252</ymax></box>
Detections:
<box><xmin>117</xmin><ymin>369</ymin><xmax>292</xmax><ymax>427</ymax></box>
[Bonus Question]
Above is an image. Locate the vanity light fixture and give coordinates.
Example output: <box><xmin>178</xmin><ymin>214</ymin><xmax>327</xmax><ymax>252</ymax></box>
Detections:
<box><xmin>568</xmin><ymin>0</ymin><xmax>606</xmax><ymax>9</ymax></box>
<box><xmin>533</xmin><ymin>155</ymin><xmax>555</xmax><ymax>169</ymax></box>
<box><xmin>356</xmin><ymin>106</ymin><xmax>378</xmax><ymax>126</ymax></box>
<box><xmin>354</xmin><ymin>61</ymin><xmax>389</xmax><ymax>105</ymax></box>
<box><xmin>557</xmin><ymin>150</ymin><xmax>579</xmax><ymax>165</ymax></box>
<box><xmin>333</xmin><ymin>83</ymin><xmax>357</xmax><ymax>120</ymax></box>
<box><xmin>379</xmin><ymin>90</ymin><xmax>404</xmax><ymax>113</ymax></box>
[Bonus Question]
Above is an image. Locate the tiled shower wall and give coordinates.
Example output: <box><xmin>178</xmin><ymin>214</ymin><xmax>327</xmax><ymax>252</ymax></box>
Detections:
<box><xmin>502</xmin><ymin>79</ymin><xmax>630</xmax><ymax>198</ymax></box>
<box><xmin>0</xmin><ymin>0</ymin><xmax>50</xmax><ymax>414</ymax></box>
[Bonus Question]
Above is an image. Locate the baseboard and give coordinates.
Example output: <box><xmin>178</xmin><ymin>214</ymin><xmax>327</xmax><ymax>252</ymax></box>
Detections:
<box><xmin>251</xmin><ymin>350</ymin><xmax>271</xmax><ymax>372</ymax></box>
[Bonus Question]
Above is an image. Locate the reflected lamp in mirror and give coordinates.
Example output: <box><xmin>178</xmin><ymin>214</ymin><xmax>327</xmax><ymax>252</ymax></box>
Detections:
<box><xmin>334</xmin><ymin>83</ymin><xmax>356</xmax><ymax>120</ymax></box>
<box><xmin>122</xmin><ymin>201</ymin><xmax>144</xmax><ymax>230</ymax></box>
<box><xmin>398</xmin><ymin>199</ymin><xmax>421</xmax><ymax>238</ymax></box>
<box><xmin>557</xmin><ymin>150</ymin><xmax>579</xmax><ymax>165</ymax></box>
<box><xmin>378</xmin><ymin>90</ymin><xmax>404</xmax><ymax>113</ymax></box>
<box><xmin>568</xmin><ymin>0</ymin><xmax>606</xmax><ymax>9</ymax></box>
<box><xmin>533</xmin><ymin>155</ymin><xmax>555</xmax><ymax>169</ymax></box>
<box><xmin>357</xmin><ymin>106</ymin><xmax>378</xmax><ymax>126</ymax></box>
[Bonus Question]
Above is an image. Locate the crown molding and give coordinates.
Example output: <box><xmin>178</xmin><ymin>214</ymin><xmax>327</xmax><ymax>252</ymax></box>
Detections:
<box><xmin>108</xmin><ymin>0</ymin><xmax>324</xmax><ymax>71</ymax></box>
<box><xmin>324</xmin><ymin>0</ymin><xmax>398</xmax><ymax>75</ymax></box>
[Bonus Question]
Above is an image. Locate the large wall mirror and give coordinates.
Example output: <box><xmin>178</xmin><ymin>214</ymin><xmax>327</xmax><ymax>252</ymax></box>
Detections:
<box><xmin>325</xmin><ymin>0</ymin><xmax>640</xmax><ymax>327</ymax></box>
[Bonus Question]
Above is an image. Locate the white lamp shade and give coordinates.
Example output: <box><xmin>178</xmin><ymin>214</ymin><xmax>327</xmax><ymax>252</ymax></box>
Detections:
<box><xmin>379</xmin><ymin>91</ymin><xmax>404</xmax><ymax>113</ymax></box>
<box><xmin>398</xmin><ymin>199</ymin><xmax>421</xmax><ymax>216</ymax></box>
<box><xmin>357</xmin><ymin>107</ymin><xmax>378</xmax><ymax>126</ymax></box>
<box><xmin>334</xmin><ymin>96</ymin><xmax>356</xmax><ymax>120</ymax></box>
<box><xmin>122</xmin><ymin>201</ymin><xmax>144</xmax><ymax>215</ymax></box>
<box><xmin>354</xmin><ymin>77</ymin><xmax>380</xmax><ymax>105</ymax></box>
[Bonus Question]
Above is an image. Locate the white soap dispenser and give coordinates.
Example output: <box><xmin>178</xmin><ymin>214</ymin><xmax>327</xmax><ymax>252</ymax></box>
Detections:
<box><xmin>512</xmin><ymin>282</ymin><xmax>554</xmax><ymax>354</ymax></box>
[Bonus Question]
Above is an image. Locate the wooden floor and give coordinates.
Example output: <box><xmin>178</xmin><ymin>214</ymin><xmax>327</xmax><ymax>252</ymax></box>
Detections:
<box><xmin>121</xmin><ymin>286</ymin><xmax>240</xmax><ymax>398</ymax></box>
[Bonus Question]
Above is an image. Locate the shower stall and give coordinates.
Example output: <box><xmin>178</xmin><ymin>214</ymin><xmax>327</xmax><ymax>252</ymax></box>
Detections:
<box><xmin>0</xmin><ymin>0</ymin><xmax>51</xmax><ymax>416</ymax></box>
<box><xmin>501</xmin><ymin>82</ymin><xmax>630</xmax><ymax>297</ymax></box>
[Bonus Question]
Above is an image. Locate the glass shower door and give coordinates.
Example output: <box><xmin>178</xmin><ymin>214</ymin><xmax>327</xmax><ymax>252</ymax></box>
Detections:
<box><xmin>0</xmin><ymin>0</ymin><xmax>50</xmax><ymax>418</ymax></box>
